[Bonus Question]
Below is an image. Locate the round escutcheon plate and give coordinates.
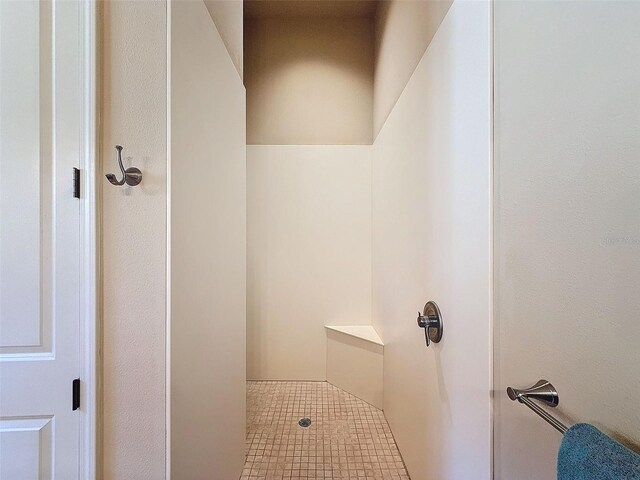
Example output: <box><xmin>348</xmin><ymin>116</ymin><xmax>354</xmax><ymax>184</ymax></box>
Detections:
<box><xmin>423</xmin><ymin>301</ymin><xmax>443</xmax><ymax>344</ymax></box>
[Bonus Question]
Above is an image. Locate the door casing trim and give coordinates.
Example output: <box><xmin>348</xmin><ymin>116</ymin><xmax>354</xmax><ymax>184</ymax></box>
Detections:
<box><xmin>79</xmin><ymin>1</ymin><xmax>99</xmax><ymax>478</ymax></box>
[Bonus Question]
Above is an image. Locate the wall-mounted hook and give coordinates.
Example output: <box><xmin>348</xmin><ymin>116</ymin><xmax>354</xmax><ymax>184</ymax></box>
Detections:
<box><xmin>106</xmin><ymin>145</ymin><xmax>142</xmax><ymax>186</ymax></box>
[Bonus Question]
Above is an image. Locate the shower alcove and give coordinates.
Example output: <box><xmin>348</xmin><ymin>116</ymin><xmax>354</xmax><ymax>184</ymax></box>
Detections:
<box><xmin>245</xmin><ymin>1</ymin><xmax>379</xmax><ymax>392</ymax></box>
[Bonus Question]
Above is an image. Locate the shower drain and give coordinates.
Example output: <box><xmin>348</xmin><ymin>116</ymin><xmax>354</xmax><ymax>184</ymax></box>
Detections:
<box><xmin>298</xmin><ymin>418</ymin><xmax>312</xmax><ymax>428</ymax></box>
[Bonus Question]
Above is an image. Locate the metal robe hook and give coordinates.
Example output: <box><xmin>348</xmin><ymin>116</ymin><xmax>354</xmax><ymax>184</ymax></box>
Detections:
<box><xmin>106</xmin><ymin>145</ymin><xmax>142</xmax><ymax>186</ymax></box>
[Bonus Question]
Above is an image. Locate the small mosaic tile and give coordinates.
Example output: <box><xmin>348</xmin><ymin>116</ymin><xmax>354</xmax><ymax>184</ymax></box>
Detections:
<box><xmin>241</xmin><ymin>381</ymin><xmax>411</xmax><ymax>480</ymax></box>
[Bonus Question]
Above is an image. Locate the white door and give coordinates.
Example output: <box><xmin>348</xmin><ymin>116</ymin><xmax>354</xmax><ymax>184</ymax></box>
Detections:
<box><xmin>0</xmin><ymin>1</ymin><xmax>83</xmax><ymax>478</ymax></box>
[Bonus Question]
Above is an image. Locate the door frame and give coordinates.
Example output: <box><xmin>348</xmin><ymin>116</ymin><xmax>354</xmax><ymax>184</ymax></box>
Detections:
<box><xmin>79</xmin><ymin>1</ymin><xmax>99</xmax><ymax>478</ymax></box>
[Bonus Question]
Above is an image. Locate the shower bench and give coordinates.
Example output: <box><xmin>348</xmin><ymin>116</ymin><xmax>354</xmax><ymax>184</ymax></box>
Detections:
<box><xmin>324</xmin><ymin>325</ymin><xmax>384</xmax><ymax>409</ymax></box>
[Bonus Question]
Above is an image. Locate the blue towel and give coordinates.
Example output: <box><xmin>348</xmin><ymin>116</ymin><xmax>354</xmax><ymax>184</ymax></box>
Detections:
<box><xmin>558</xmin><ymin>423</ymin><xmax>640</xmax><ymax>480</ymax></box>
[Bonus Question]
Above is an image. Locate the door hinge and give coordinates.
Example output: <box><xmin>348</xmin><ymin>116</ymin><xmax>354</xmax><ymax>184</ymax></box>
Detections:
<box><xmin>73</xmin><ymin>168</ymin><xmax>80</xmax><ymax>198</ymax></box>
<box><xmin>72</xmin><ymin>378</ymin><xmax>80</xmax><ymax>411</ymax></box>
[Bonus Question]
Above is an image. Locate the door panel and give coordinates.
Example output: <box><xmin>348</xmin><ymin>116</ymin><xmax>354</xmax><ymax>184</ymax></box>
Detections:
<box><xmin>0</xmin><ymin>0</ymin><xmax>52</xmax><ymax>355</ymax></box>
<box><xmin>0</xmin><ymin>417</ymin><xmax>53</xmax><ymax>480</ymax></box>
<box><xmin>0</xmin><ymin>1</ymin><xmax>82</xmax><ymax>478</ymax></box>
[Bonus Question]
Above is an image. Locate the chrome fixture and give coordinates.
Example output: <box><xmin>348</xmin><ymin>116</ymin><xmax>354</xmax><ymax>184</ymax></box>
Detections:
<box><xmin>417</xmin><ymin>301</ymin><xmax>443</xmax><ymax>347</ymax></box>
<box><xmin>298</xmin><ymin>418</ymin><xmax>311</xmax><ymax>428</ymax></box>
<box><xmin>507</xmin><ymin>379</ymin><xmax>568</xmax><ymax>434</ymax></box>
<box><xmin>106</xmin><ymin>145</ymin><xmax>142</xmax><ymax>186</ymax></box>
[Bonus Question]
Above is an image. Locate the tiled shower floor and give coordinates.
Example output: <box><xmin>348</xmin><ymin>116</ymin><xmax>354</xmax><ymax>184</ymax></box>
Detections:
<box><xmin>241</xmin><ymin>381</ymin><xmax>410</xmax><ymax>479</ymax></box>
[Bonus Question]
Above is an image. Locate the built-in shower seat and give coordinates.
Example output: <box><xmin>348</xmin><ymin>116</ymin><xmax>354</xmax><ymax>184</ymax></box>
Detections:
<box><xmin>324</xmin><ymin>325</ymin><xmax>384</xmax><ymax>409</ymax></box>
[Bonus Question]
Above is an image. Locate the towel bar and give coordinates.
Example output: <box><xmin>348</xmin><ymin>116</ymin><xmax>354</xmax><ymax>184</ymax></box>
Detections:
<box><xmin>507</xmin><ymin>380</ymin><xmax>569</xmax><ymax>434</ymax></box>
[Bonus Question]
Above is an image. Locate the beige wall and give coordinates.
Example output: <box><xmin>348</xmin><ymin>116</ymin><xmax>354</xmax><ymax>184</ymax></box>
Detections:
<box><xmin>247</xmin><ymin>145</ymin><xmax>372</xmax><ymax>380</ymax></box>
<box><xmin>373</xmin><ymin>0</ymin><xmax>452</xmax><ymax>139</ymax></box>
<box><xmin>203</xmin><ymin>0</ymin><xmax>243</xmax><ymax>78</ymax></box>
<box><xmin>244</xmin><ymin>17</ymin><xmax>374</xmax><ymax>145</ymax></box>
<box><xmin>494</xmin><ymin>2</ymin><xmax>640</xmax><ymax>478</ymax></box>
<box><xmin>372</xmin><ymin>2</ymin><xmax>491</xmax><ymax>479</ymax></box>
<box><xmin>100</xmin><ymin>1</ymin><xmax>167</xmax><ymax>478</ymax></box>
<box><xmin>170</xmin><ymin>1</ymin><xmax>246</xmax><ymax>478</ymax></box>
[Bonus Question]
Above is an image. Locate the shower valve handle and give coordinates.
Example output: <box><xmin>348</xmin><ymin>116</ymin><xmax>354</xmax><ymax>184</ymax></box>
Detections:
<box><xmin>416</xmin><ymin>301</ymin><xmax>443</xmax><ymax>347</ymax></box>
<box><xmin>417</xmin><ymin>312</ymin><xmax>437</xmax><ymax>346</ymax></box>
